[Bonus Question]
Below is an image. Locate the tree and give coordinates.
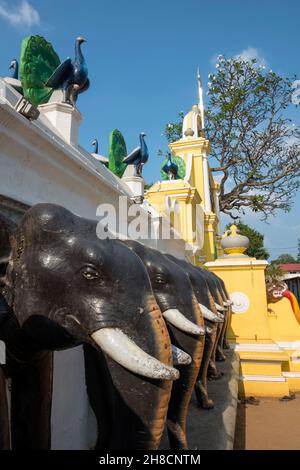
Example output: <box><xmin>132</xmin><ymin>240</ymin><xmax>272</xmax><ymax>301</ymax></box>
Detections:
<box><xmin>265</xmin><ymin>263</ymin><xmax>284</xmax><ymax>282</ymax></box>
<box><xmin>144</xmin><ymin>182</ymin><xmax>154</xmax><ymax>190</ymax></box>
<box><xmin>272</xmin><ymin>253</ymin><xmax>296</xmax><ymax>264</ymax></box>
<box><xmin>226</xmin><ymin>221</ymin><xmax>269</xmax><ymax>259</ymax></box>
<box><xmin>161</xmin><ymin>56</ymin><xmax>300</xmax><ymax>220</ymax></box>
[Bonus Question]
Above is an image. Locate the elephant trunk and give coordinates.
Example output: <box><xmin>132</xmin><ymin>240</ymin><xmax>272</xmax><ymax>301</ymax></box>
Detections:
<box><xmin>166</xmin><ymin>297</ymin><xmax>204</xmax><ymax>450</ymax></box>
<box><xmin>91</xmin><ymin>327</ymin><xmax>178</xmax><ymax>380</ymax></box>
<box><xmin>86</xmin><ymin>296</ymin><xmax>174</xmax><ymax>450</ymax></box>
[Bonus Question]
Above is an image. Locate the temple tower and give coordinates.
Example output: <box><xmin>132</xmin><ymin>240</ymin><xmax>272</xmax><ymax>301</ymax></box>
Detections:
<box><xmin>146</xmin><ymin>69</ymin><xmax>220</xmax><ymax>262</ymax></box>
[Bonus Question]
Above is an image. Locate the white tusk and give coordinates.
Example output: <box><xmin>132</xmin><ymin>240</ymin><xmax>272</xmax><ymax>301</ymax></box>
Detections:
<box><xmin>172</xmin><ymin>345</ymin><xmax>192</xmax><ymax>365</ymax></box>
<box><xmin>91</xmin><ymin>328</ymin><xmax>179</xmax><ymax>380</ymax></box>
<box><xmin>215</xmin><ymin>303</ymin><xmax>226</xmax><ymax>312</ymax></box>
<box><xmin>199</xmin><ymin>304</ymin><xmax>224</xmax><ymax>323</ymax></box>
<box><xmin>162</xmin><ymin>308</ymin><xmax>205</xmax><ymax>335</ymax></box>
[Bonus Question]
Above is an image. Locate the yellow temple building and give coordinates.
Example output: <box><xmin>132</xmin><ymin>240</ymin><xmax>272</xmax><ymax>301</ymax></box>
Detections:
<box><xmin>146</xmin><ymin>71</ymin><xmax>300</xmax><ymax>398</ymax></box>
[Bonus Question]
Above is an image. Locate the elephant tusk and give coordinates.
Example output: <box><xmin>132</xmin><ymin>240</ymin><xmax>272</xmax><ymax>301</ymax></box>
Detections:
<box><xmin>162</xmin><ymin>309</ymin><xmax>205</xmax><ymax>336</ymax></box>
<box><xmin>172</xmin><ymin>345</ymin><xmax>192</xmax><ymax>365</ymax></box>
<box><xmin>91</xmin><ymin>327</ymin><xmax>179</xmax><ymax>380</ymax></box>
<box><xmin>205</xmin><ymin>326</ymin><xmax>213</xmax><ymax>335</ymax></box>
<box><xmin>215</xmin><ymin>303</ymin><xmax>226</xmax><ymax>312</ymax></box>
<box><xmin>199</xmin><ymin>304</ymin><xmax>224</xmax><ymax>323</ymax></box>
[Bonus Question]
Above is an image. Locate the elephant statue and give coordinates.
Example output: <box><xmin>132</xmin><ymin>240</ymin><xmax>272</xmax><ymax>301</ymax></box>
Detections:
<box><xmin>123</xmin><ymin>241</ymin><xmax>205</xmax><ymax>450</ymax></box>
<box><xmin>0</xmin><ymin>203</ymin><xmax>179</xmax><ymax>450</ymax></box>
<box><xmin>166</xmin><ymin>257</ymin><xmax>224</xmax><ymax>410</ymax></box>
<box><xmin>206</xmin><ymin>272</ymin><xmax>232</xmax><ymax>359</ymax></box>
<box><xmin>196</xmin><ymin>268</ymin><xmax>228</xmax><ymax>381</ymax></box>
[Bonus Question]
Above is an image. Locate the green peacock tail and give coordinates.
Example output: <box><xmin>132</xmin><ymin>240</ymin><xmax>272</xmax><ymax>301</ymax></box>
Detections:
<box><xmin>20</xmin><ymin>35</ymin><xmax>61</xmax><ymax>107</ymax></box>
<box><xmin>160</xmin><ymin>155</ymin><xmax>186</xmax><ymax>180</ymax></box>
<box><xmin>108</xmin><ymin>129</ymin><xmax>127</xmax><ymax>178</ymax></box>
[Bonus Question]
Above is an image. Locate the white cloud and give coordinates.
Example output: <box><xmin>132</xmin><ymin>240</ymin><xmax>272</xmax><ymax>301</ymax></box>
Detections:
<box><xmin>0</xmin><ymin>1</ymin><xmax>40</xmax><ymax>28</ymax></box>
<box><xmin>235</xmin><ymin>47</ymin><xmax>267</xmax><ymax>67</ymax></box>
<box><xmin>210</xmin><ymin>47</ymin><xmax>268</xmax><ymax>68</ymax></box>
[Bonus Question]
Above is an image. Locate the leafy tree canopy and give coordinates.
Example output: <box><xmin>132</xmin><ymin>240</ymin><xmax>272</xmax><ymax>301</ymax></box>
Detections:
<box><xmin>271</xmin><ymin>253</ymin><xmax>297</xmax><ymax>264</ymax></box>
<box><xmin>161</xmin><ymin>55</ymin><xmax>300</xmax><ymax>221</ymax></box>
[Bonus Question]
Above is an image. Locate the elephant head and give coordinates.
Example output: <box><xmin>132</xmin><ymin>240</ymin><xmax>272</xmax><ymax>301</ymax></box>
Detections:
<box><xmin>123</xmin><ymin>241</ymin><xmax>205</xmax><ymax>449</ymax></box>
<box><xmin>166</xmin><ymin>257</ymin><xmax>225</xmax><ymax>409</ymax></box>
<box><xmin>205</xmin><ymin>271</ymin><xmax>232</xmax><ymax>359</ymax></box>
<box><xmin>0</xmin><ymin>204</ymin><xmax>178</xmax><ymax>449</ymax></box>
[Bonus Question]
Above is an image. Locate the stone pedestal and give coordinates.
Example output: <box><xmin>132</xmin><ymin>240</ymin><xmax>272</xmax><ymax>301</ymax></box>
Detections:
<box><xmin>122</xmin><ymin>175</ymin><xmax>144</xmax><ymax>204</ymax></box>
<box><xmin>3</xmin><ymin>77</ymin><xmax>23</xmax><ymax>94</ymax></box>
<box><xmin>38</xmin><ymin>101</ymin><xmax>82</xmax><ymax>147</ymax></box>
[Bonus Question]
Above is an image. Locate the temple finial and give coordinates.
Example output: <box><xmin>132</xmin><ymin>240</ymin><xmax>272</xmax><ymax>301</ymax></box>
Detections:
<box><xmin>197</xmin><ymin>66</ymin><xmax>205</xmax><ymax>131</ymax></box>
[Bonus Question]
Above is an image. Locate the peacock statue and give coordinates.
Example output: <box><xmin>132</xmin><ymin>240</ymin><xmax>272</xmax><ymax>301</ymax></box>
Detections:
<box><xmin>91</xmin><ymin>138</ymin><xmax>108</xmax><ymax>167</ymax></box>
<box><xmin>92</xmin><ymin>138</ymin><xmax>99</xmax><ymax>154</ymax></box>
<box><xmin>123</xmin><ymin>132</ymin><xmax>149</xmax><ymax>177</ymax></box>
<box><xmin>9</xmin><ymin>59</ymin><xmax>18</xmax><ymax>79</ymax></box>
<box><xmin>20</xmin><ymin>35</ymin><xmax>61</xmax><ymax>107</ymax></box>
<box><xmin>160</xmin><ymin>154</ymin><xmax>186</xmax><ymax>181</ymax></box>
<box><xmin>162</xmin><ymin>153</ymin><xmax>178</xmax><ymax>180</ymax></box>
<box><xmin>45</xmin><ymin>36</ymin><xmax>89</xmax><ymax>106</ymax></box>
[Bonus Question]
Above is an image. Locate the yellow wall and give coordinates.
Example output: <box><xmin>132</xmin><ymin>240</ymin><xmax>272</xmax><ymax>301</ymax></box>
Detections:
<box><xmin>207</xmin><ymin>261</ymin><xmax>271</xmax><ymax>342</ymax></box>
<box><xmin>267</xmin><ymin>297</ymin><xmax>300</xmax><ymax>342</ymax></box>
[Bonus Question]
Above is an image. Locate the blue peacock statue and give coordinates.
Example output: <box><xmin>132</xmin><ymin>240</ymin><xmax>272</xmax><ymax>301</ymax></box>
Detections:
<box><xmin>45</xmin><ymin>36</ymin><xmax>89</xmax><ymax>106</ymax></box>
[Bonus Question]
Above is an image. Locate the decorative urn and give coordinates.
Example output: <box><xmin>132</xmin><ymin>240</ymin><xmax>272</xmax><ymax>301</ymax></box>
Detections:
<box><xmin>221</xmin><ymin>225</ymin><xmax>250</xmax><ymax>257</ymax></box>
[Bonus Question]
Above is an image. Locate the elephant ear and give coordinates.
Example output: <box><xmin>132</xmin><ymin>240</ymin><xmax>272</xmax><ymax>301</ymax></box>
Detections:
<box><xmin>20</xmin><ymin>35</ymin><xmax>61</xmax><ymax>107</ymax></box>
<box><xmin>0</xmin><ymin>214</ymin><xmax>15</xmax><ymax>279</ymax></box>
<box><xmin>0</xmin><ymin>214</ymin><xmax>16</xmax><ymax>312</ymax></box>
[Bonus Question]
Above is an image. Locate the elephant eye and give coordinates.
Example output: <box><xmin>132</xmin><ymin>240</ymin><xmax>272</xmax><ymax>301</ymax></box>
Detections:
<box><xmin>154</xmin><ymin>274</ymin><xmax>166</xmax><ymax>285</ymax></box>
<box><xmin>82</xmin><ymin>267</ymin><xmax>100</xmax><ymax>280</ymax></box>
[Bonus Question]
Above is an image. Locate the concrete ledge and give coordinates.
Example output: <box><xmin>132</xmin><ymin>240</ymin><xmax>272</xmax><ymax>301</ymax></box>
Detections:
<box><xmin>186</xmin><ymin>350</ymin><xmax>239</xmax><ymax>449</ymax></box>
<box><xmin>160</xmin><ymin>350</ymin><xmax>239</xmax><ymax>449</ymax></box>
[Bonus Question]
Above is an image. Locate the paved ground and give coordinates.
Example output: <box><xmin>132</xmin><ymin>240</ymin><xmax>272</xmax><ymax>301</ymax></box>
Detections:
<box><xmin>160</xmin><ymin>350</ymin><xmax>239</xmax><ymax>450</ymax></box>
<box><xmin>234</xmin><ymin>394</ymin><xmax>300</xmax><ymax>450</ymax></box>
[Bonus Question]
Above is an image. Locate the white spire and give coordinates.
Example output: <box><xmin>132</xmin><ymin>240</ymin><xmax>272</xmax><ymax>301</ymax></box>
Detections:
<box><xmin>197</xmin><ymin>66</ymin><xmax>205</xmax><ymax>130</ymax></box>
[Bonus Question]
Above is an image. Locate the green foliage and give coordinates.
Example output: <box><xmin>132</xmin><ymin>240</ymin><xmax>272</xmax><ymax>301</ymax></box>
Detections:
<box><xmin>157</xmin><ymin>112</ymin><xmax>184</xmax><ymax>159</ymax></box>
<box><xmin>272</xmin><ymin>253</ymin><xmax>296</xmax><ymax>264</ymax></box>
<box><xmin>161</xmin><ymin>56</ymin><xmax>300</xmax><ymax>220</ymax></box>
<box><xmin>226</xmin><ymin>221</ymin><xmax>269</xmax><ymax>259</ymax></box>
<box><xmin>108</xmin><ymin>129</ymin><xmax>127</xmax><ymax>178</ymax></box>
<box><xmin>160</xmin><ymin>155</ymin><xmax>186</xmax><ymax>180</ymax></box>
<box><xmin>163</xmin><ymin>112</ymin><xmax>184</xmax><ymax>144</ymax></box>
<box><xmin>265</xmin><ymin>263</ymin><xmax>284</xmax><ymax>281</ymax></box>
<box><xmin>20</xmin><ymin>35</ymin><xmax>60</xmax><ymax>107</ymax></box>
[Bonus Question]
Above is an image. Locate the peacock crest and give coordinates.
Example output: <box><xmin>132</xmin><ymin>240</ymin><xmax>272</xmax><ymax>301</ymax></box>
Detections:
<box><xmin>20</xmin><ymin>35</ymin><xmax>61</xmax><ymax>107</ymax></box>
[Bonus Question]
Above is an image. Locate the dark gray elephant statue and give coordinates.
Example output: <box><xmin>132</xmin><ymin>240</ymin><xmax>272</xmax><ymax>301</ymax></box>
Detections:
<box><xmin>123</xmin><ymin>241</ymin><xmax>205</xmax><ymax>450</ymax></box>
<box><xmin>0</xmin><ymin>204</ymin><xmax>179</xmax><ymax>450</ymax></box>
<box><xmin>205</xmin><ymin>271</ymin><xmax>232</xmax><ymax>360</ymax></box>
<box><xmin>166</xmin><ymin>256</ymin><xmax>224</xmax><ymax>409</ymax></box>
<box><xmin>197</xmin><ymin>269</ymin><xmax>228</xmax><ymax>380</ymax></box>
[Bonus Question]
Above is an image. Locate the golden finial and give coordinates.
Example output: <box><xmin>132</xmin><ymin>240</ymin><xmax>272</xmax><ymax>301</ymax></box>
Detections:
<box><xmin>230</xmin><ymin>224</ymin><xmax>238</xmax><ymax>236</ymax></box>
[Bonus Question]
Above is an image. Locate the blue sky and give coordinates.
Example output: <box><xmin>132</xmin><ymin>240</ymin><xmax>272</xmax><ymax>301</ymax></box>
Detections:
<box><xmin>0</xmin><ymin>0</ymin><xmax>299</xmax><ymax>259</ymax></box>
